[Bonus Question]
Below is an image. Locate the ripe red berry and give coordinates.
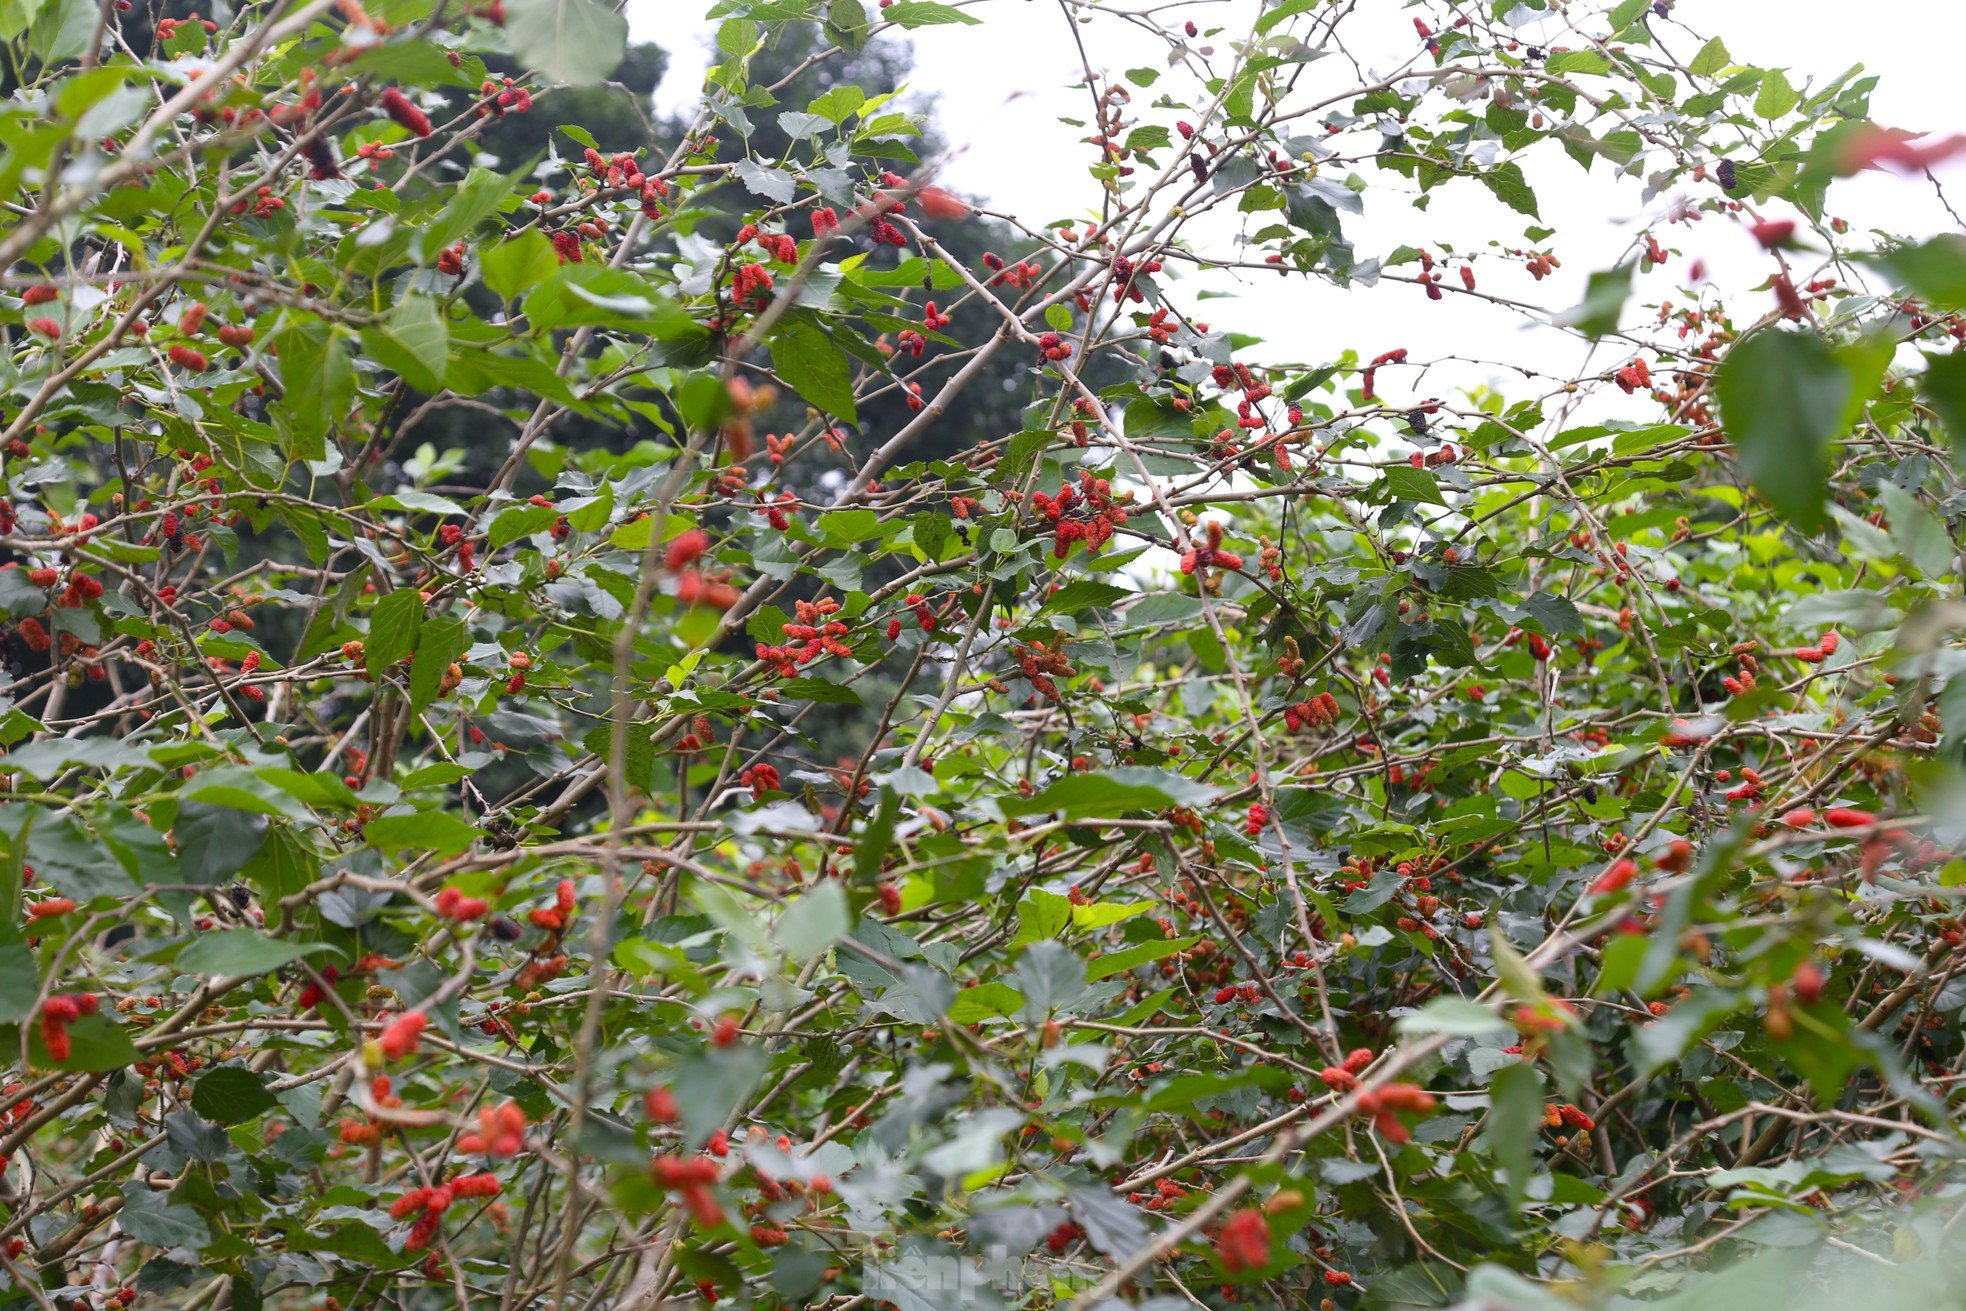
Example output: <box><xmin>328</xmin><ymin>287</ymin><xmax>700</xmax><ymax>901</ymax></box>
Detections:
<box><xmin>380</xmin><ymin>87</ymin><xmax>433</xmax><ymax>137</ymax></box>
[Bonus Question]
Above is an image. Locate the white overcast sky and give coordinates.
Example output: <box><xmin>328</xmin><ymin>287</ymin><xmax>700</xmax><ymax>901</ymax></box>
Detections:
<box><xmin>635</xmin><ymin>1</ymin><xmax>1966</xmax><ymax>389</ymax></box>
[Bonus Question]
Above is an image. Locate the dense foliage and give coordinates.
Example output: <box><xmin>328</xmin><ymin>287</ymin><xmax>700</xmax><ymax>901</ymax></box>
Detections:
<box><xmin>3</xmin><ymin>0</ymin><xmax>1966</xmax><ymax>1309</ymax></box>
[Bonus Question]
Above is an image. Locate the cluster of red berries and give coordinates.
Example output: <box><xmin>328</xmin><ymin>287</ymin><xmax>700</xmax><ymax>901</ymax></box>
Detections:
<box><xmin>294</xmin><ymin>964</ymin><xmax>339</xmax><ymax>1011</ymax></box>
<box><xmin>982</xmin><ymin>252</ymin><xmax>1044</xmax><ymax>289</ymax></box>
<box><xmin>1511</xmin><ymin>246</ymin><xmax>1561</xmax><ymax>280</ymax></box>
<box><xmin>1107</xmin><ymin>254</ymin><xmax>1162</xmax><ymax>304</ymax></box>
<box><xmin>1282</xmin><ymin>692</ymin><xmax>1340</xmax><ymax>732</ymax></box>
<box><xmin>756</xmin><ymin>596</ymin><xmax>853</xmax><ymax>675</ymax></box>
<box><xmin>528</xmin><ymin>879</ymin><xmax>578</xmax><ymax>934</ymax></box>
<box><xmin>457</xmin><ymin>1100</ymin><xmax>528</xmax><ymax>1156</ymax></box>
<box><xmin>1776</xmin><ymin>806</ymin><xmax>1878</xmax><ymax>831</ymax></box>
<box><xmin>468</xmin><ymin>74</ymin><xmax>531</xmax><ymax>122</ymax></box>
<box><xmin>1510</xmin><ymin>628</ymin><xmax>1554</xmax><ymax>662</ymax></box>
<box><xmin>1030</xmin><ymin>471</ymin><xmax>1131</xmax><ymax>558</ymax></box>
<box><xmin>740</xmin><ymin>763</ymin><xmax>780</xmax><ymax>798</ymax></box>
<box><xmin>1316</xmin><ymin>1046</ymin><xmax>1378</xmax><ymax>1092</ymax></box>
<box><xmin>1013</xmin><ymin>639</ymin><xmax>1074</xmax><ymax>702</ymax></box>
<box><xmin>26</xmin><ymin>896</ymin><xmax>76</xmax><ymax>921</ymax></box>
<box><xmin>1590</xmin><ymin>856</ymin><xmax>1640</xmax><ymax>896</ymax></box>
<box><xmin>391</xmin><ymin>1173</ymin><xmax>500</xmax><ymax>1251</ymax></box>
<box><xmin>378</xmin><ymin>1010</ymin><xmax>428</xmax><ymax>1060</ymax></box>
<box><xmin>1544</xmin><ymin>1102</ymin><xmax>1595</xmax><ymax>1131</ymax></box>
<box><xmin>1214</xmin><ymin>1208</ymin><xmax>1271</xmax><ymax>1274</ymax></box>
<box><xmin>1179</xmin><ymin>519</ymin><xmax>1244</xmax><ymax>578</ymax></box>
<box><xmin>733</xmin><ymin>222</ymin><xmax>798</xmax><ymax>265</ymax></box>
<box><xmin>25</xmin><ymin>566</ymin><xmax>104</xmax><ymax>610</ymax></box>
<box><xmin>652</xmin><ymin>1155</ymin><xmax>724</xmax><ymax>1226</ymax></box>
<box><xmin>435</xmin><ymin>885</ymin><xmax>490</xmax><ymax>921</ymax></box>
<box><xmin>1412</xmin><ymin>248</ymin><xmax>1456</xmax><ymax>300</ymax></box>
<box><xmin>39</xmin><ymin>992</ymin><xmax>99</xmax><ymax>1062</ymax></box>
<box><xmin>1359</xmin><ymin>347</ymin><xmax>1407</xmax><ymax>402</ymax></box>
<box><xmin>1723</xmin><ymin>765</ymin><xmax>1766</xmax><ymax>803</ymax></box>
<box><xmin>1124</xmin><ymin>1177</ymin><xmax>1190</xmax><ymax>1211</ymax></box>
<box><xmin>1717</xmin><ymin>640</ymin><xmax>1761</xmax><ymax>698</ymax></box>
<box><xmin>1044</xmin><ymin>1219</ymin><xmax>1084</xmax><ymax>1255</ymax></box>
<box><xmin>675</xmin><ymin>714</ymin><xmax>717</xmax><ymax>754</ymax></box>
<box><xmin>1036</xmin><ymin>330</ymin><xmax>1073</xmax><ymax>361</ymax></box>
<box><xmin>1407</xmin><ymin>441</ymin><xmax>1459</xmax><ymax>469</ymax></box>
<box><xmin>731</xmin><ymin>261</ymin><xmax>773</xmax><ymax>307</ymax></box>
<box><xmin>1354</xmin><ymin>1082</ymin><xmax>1437</xmax><ymax>1144</ymax></box>
<box><xmin>885</xmin><ymin>592</ymin><xmax>937</xmax><ymax>639</ymax></box>
<box><xmin>1613</xmin><ymin>357</ymin><xmax>1652</xmax><ymax>394</ymax></box>
<box><xmin>1793</xmin><ymin>629</ymin><xmax>1840</xmax><ymax>663</ymax></box>
<box><xmin>434</xmin><ymin>522</ymin><xmax>476</xmax><ymax>572</ymax></box>
<box><xmin>379</xmin><ymin>87</ymin><xmax>432</xmax><ymax>137</ymax></box>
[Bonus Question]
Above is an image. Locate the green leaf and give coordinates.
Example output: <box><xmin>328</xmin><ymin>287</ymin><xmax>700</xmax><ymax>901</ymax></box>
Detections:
<box><xmin>877</xmin><ymin>0</ymin><xmax>979</xmax><ymax>25</ymax></box>
<box><xmin>770</xmin><ymin>317</ymin><xmax>859</xmax><ymax>422</ymax></box>
<box><xmin>780</xmin><ymin>677</ymin><xmax>862</xmax><ymax>704</ymax></box>
<box><xmin>1012</xmin><ymin>888</ymin><xmax>1072</xmax><ymax>946</ymax></box>
<box><xmin>1878</xmin><ymin>484</ymin><xmax>1954</xmax><ymax>578</ymax></box>
<box><xmin>386</xmin><ymin>295</ymin><xmax>449</xmax><ymax>391</ymax></box>
<box><xmin>1396</xmin><ymin>997</ymin><xmax>1508</xmax><ymax>1037</ymax></box>
<box><xmin>175</xmin><ymin>931</ymin><xmax>337</xmax><ymax>979</ymax></box>
<box><xmin>241</xmin><ymin>824</ymin><xmax>316</xmax><ymax>902</ymax></box>
<box><xmin>28</xmin><ymin>815</ymin><xmax>139</xmax><ymax>900</ymax></box>
<box><xmin>1087</xmin><ymin>936</ymin><xmax>1200</xmax><ymax>981</ymax></box>
<box><xmin>364</xmin><ymin>810</ymin><xmax>482</xmax><ymax>856</ymax></box>
<box><xmin>408</xmin><ymin>615</ymin><xmax>468</xmax><ymax>712</ymax></box>
<box><xmin>776</xmin><ymin>883</ymin><xmax>850</xmax><ymax>963</ymax></box>
<box><xmin>1873</xmin><ymin>235</ymin><xmax>1966</xmax><ymax>311</ymax></box>
<box><xmin>947</xmin><ymin>982</ymin><xmax>1024</xmax><ymax>1023</ymax></box>
<box><xmin>1482</xmin><ymin>1061</ymin><xmax>1545</xmax><ymax>1209</ymax></box>
<box><xmin>1715</xmin><ymin>329</ymin><xmax>1857</xmax><ymax>531</ymax></box>
<box><xmin>1690</xmin><ymin>36</ymin><xmax>1730</xmax><ymax>77</ymax></box>
<box><xmin>174</xmin><ymin>801</ymin><xmax>270</xmax><ymax>885</ymax></box>
<box><xmin>1378</xmin><ymin>465</ymin><xmax>1446</xmax><ymax>505</ymax></box>
<box><xmin>1556</xmin><ymin>261</ymin><xmax>1636</xmax><ymax>338</ymax></box>
<box><xmin>1754</xmin><ymin>68</ymin><xmax>1799</xmax><ymax>119</ymax></box>
<box><xmin>503</xmin><ymin>0</ymin><xmax>627</xmax><ymax>85</ymax></box>
<box><xmin>366</xmin><ymin>589</ymin><xmax>424</xmax><ymax>677</ymax></box>
<box><xmin>855</xmin><ymin>788</ymin><xmax>900</xmax><ymax>884</ymax></box>
<box><xmin>1636</xmin><ymin>988</ymin><xmax>1748</xmax><ymax>1074</ymax></box>
<box><xmin>119</xmin><ymin>1185</ymin><xmax>211</xmax><ymax>1250</ymax></box>
<box><xmin>1489</xmin><ymin>928</ymin><xmax>1548</xmax><ymax>1008</ymax></box>
<box><xmin>482</xmin><ymin>231</ymin><xmax>558</xmax><ymax>300</ymax></box>
<box><xmin>1043</xmin><ymin>580</ymin><xmax>1130</xmax><ymax>614</ymax></box>
<box><xmin>1923</xmin><ymin>351</ymin><xmax>1966</xmax><ymax>463</ymax></box>
<box><xmin>490</xmin><ymin>503</ymin><xmax>559</xmax><ymax>547</ymax></box>
<box><xmin>1482</xmin><ymin>161</ymin><xmax>1539</xmax><ymax>218</ymax></box>
<box><xmin>1257</xmin><ymin>0</ymin><xmax>1317</xmax><ymax>35</ymax></box>
<box><xmin>808</xmin><ymin>85</ymin><xmax>864</xmax><ymax>125</ymax></box>
<box><xmin>0</xmin><ymin>923</ymin><xmax>37</xmax><ymax>1023</ymax></box>
<box><xmin>1000</xmin><ymin>768</ymin><xmax>1220</xmax><ymax>820</ymax></box>
<box><xmin>273</xmin><ymin>321</ymin><xmax>354</xmax><ymax>462</ymax></box>
<box><xmin>190</xmin><ymin>1066</ymin><xmax>278</xmax><ymax>1124</ymax></box>
<box><xmin>734</xmin><ymin>160</ymin><xmax>795</xmax><ymax>204</ymax></box>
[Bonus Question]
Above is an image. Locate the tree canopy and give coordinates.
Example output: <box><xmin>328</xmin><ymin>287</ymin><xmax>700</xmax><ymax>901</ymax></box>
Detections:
<box><xmin>2</xmin><ymin>1</ymin><xmax>1966</xmax><ymax>1310</ymax></box>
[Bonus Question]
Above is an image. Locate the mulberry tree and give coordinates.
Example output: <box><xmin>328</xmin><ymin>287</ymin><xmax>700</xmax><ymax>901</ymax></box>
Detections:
<box><xmin>2</xmin><ymin>0</ymin><xmax>1966</xmax><ymax>1309</ymax></box>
